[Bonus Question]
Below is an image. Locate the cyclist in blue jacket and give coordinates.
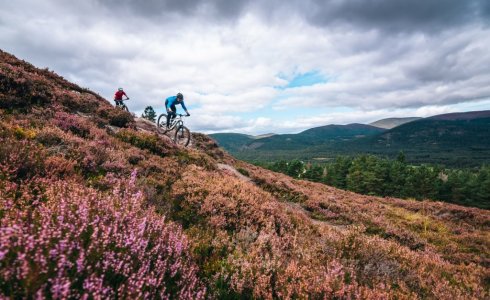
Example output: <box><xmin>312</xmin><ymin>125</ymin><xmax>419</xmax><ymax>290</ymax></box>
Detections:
<box><xmin>165</xmin><ymin>93</ymin><xmax>190</xmax><ymax>128</ymax></box>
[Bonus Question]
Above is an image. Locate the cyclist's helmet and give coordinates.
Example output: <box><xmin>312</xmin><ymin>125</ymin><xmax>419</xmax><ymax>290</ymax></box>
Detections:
<box><xmin>176</xmin><ymin>93</ymin><xmax>184</xmax><ymax>100</ymax></box>
<box><xmin>118</xmin><ymin>87</ymin><xmax>123</xmax><ymax>91</ymax></box>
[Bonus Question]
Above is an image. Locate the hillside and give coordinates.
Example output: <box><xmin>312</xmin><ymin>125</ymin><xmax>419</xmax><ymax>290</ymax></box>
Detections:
<box><xmin>0</xmin><ymin>49</ymin><xmax>489</xmax><ymax>299</ymax></box>
<box><xmin>369</xmin><ymin>117</ymin><xmax>421</xmax><ymax>129</ymax></box>
<box><xmin>344</xmin><ymin>115</ymin><xmax>490</xmax><ymax>166</ymax></box>
<box><xmin>212</xmin><ymin>123</ymin><xmax>385</xmax><ymax>153</ymax></box>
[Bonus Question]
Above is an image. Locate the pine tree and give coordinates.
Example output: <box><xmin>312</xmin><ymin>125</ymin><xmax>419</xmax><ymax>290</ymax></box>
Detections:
<box><xmin>142</xmin><ymin>106</ymin><xmax>157</xmax><ymax>122</ymax></box>
<box><xmin>287</xmin><ymin>160</ymin><xmax>304</xmax><ymax>178</ymax></box>
<box><xmin>396</xmin><ymin>151</ymin><xmax>406</xmax><ymax>164</ymax></box>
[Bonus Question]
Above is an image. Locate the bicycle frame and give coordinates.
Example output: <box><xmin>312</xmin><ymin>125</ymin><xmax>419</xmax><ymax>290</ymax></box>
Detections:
<box><xmin>167</xmin><ymin>114</ymin><xmax>186</xmax><ymax>129</ymax></box>
<box><xmin>115</xmin><ymin>98</ymin><xmax>129</xmax><ymax>108</ymax></box>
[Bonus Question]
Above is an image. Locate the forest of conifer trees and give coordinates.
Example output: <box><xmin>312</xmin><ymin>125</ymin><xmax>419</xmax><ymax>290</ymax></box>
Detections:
<box><xmin>258</xmin><ymin>154</ymin><xmax>490</xmax><ymax>209</ymax></box>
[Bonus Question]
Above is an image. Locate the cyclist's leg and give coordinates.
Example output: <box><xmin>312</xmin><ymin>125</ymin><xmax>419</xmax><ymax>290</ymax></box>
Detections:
<box><xmin>166</xmin><ymin>105</ymin><xmax>177</xmax><ymax>127</ymax></box>
<box><xmin>165</xmin><ymin>99</ymin><xmax>170</xmax><ymax>126</ymax></box>
<box><xmin>115</xmin><ymin>99</ymin><xmax>122</xmax><ymax>107</ymax></box>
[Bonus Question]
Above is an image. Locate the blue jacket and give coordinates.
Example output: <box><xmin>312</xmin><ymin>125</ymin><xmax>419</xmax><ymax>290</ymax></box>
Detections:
<box><xmin>166</xmin><ymin>96</ymin><xmax>188</xmax><ymax>111</ymax></box>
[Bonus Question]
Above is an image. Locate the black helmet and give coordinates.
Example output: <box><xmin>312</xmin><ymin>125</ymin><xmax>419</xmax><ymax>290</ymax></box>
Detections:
<box><xmin>176</xmin><ymin>93</ymin><xmax>184</xmax><ymax>100</ymax></box>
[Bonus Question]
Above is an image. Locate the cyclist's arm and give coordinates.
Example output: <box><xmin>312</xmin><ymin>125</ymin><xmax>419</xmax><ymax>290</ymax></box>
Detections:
<box><xmin>181</xmin><ymin>101</ymin><xmax>189</xmax><ymax>113</ymax></box>
<box><xmin>166</xmin><ymin>97</ymin><xmax>174</xmax><ymax>112</ymax></box>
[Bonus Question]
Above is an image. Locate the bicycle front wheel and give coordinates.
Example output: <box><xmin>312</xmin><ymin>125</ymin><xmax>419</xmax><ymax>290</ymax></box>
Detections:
<box><xmin>157</xmin><ymin>113</ymin><xmax>169</xmax><ymax>133</ymax></box>
<box><xmin>121</xmin><ymin>104</ymin><xmax>129</xmax><ymax>112</ymax></box>
<box><xmin>174</xmin><ymin>125</ymin><xmax>190</xmax><ymax>147</ymax></box>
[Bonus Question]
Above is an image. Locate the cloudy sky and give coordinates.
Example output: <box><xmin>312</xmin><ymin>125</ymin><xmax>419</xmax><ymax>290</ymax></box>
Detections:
<box><xmin>1</xmin><ymin>0</ymin><xmax>490</xmax><ymax>134</ymax></box>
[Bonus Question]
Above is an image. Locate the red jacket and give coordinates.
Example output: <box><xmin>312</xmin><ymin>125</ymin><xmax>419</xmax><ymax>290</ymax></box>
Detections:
<box><xmin>114</xmin><ymin>90</ymin><xmax>127</xmax><ymax>100</ymax></box>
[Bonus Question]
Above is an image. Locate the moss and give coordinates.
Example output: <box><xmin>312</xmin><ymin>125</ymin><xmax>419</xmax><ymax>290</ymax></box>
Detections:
<box><xmin>237</xmin><ymin>168</ymin><xmax>249</xmax><ymax>177</ymax></box>
<box><xmin>254</xmin><ymin>178</ymin><xmax>307</xmax><ymax>203</ymax></box>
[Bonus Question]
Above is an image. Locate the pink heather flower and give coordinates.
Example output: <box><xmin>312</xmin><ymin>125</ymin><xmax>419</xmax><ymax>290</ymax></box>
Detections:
<box><xmin>0</xmin><ymin>173</ymin><xmax>205</xmax><ymax>299</ymax></box>
<box><xmin>0</xmin><ymin>250</ymin><xmax>8</xmax><ymax>261</ymax></box>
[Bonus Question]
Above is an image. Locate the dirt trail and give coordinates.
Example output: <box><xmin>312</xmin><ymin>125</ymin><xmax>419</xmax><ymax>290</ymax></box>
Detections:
<box><xmin>217</xmin><ymin>163</ymin><xmax>253</xmax><ymax>183</ymax></box>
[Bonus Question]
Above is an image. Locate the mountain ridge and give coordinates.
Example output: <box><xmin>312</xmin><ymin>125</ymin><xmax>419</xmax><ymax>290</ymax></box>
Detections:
<box><xmin>428</xmin><ymin>110</ymin><xmax>490</xmax><ymax>120</ymax></box>
<box><xmin>369</xmin><ymin>117</ymin><xmax>421</xmax><ymax>129</ymax></box>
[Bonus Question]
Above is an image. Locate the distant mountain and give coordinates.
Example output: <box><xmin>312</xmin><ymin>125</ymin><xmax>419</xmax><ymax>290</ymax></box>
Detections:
<box><xmin>369</xmin><ymin>117</ymin><xmax>421</xmax><ymax>129</ymax></box>
<box><xmin>427</xmin><ymin>110</ymin><xmax>490</xmax><ymax>120</ymax></box>
<box><xmin>211</xmin><ymin>124</ymin><xmax>385</xmax><ymax>153</ymax></box>
<box><xmin>248</xmin><ymin>123</ymin><xmax>385</xmax><ymax>151</ymax></box>
<box><xmin>300</xmin><ymin>123</ymin><xmax>385</xmax><ymax>138</ymax></box>
<box><xmin>346</xmin><ymin>113</ymin><xmax>490</xmax><ymax>166</ymax></box>
<box><xmin>221</xmin><ymin>111</ymin><xmax>490</xmax><ymax>167</ymax></box>
<box><xmin>208</xmin><ymin>133</ymin><xmax>253</xmax><ymax>152</ymax></box>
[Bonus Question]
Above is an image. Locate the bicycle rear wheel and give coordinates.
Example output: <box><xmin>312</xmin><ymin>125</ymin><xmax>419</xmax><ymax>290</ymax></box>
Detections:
<box><xmin>157</xmin><ymin>113</ymin><xmax>169</xmax><ymax>133</ymax></box>
<box><xmin>174</xmin><ymin>125</ymin><xmax>190</xmax><ymax>147</ymax></box>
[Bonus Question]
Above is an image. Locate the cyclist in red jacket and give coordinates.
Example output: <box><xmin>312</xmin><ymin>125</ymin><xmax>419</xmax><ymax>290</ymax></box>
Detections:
<box><xmin>114</xmin><ymin>88</ymin><xmax>129</xmax><ymax>107</ymax></box>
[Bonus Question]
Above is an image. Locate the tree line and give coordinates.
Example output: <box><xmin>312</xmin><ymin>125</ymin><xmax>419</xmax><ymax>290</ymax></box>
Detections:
<box><xmin>258</xmin><ymin>153</ymin><xmax>490</xmax><ymax>209</ymax></box>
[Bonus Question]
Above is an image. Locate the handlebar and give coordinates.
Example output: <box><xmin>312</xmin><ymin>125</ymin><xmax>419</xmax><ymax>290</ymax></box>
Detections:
<box><xmin>168</xmin><ymin>112</ymin><xmax>189</xmax><ymax>117</ymax></box>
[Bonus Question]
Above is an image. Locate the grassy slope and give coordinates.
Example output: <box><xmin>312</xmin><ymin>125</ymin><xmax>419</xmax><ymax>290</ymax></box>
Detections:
<box><xmin>0</xmin><ymin>49</ymin><xmax>489</xmax><ymax>299</ymax></box>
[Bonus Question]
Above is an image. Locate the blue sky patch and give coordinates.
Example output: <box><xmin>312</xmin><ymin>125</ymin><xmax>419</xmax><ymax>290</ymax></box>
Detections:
<box><xmin>276</xmin><ymin>71</ymin><xmax>327</xmax><ymax>90</ymax></box>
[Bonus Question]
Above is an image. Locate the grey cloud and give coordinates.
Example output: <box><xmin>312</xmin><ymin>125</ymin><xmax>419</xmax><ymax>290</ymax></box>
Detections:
<box><xmin>94</xmin><ymin>0</ymin><xmax>251</xmax><ymax>20</ymax></box>
<box><xmin>66</xmin><ymin>0</ymin><xmax>490</xmax><ymax>34</ymax></box>
<box><xmin>277</xmin><ymin>0</ymin><xmax>483</xmax><ymax>34</ymax></box>
<box><xmin>2</xmin><ymin>0</ymin><xmax>490</xmax><ymax>134</ymax></box>
<box><xmin>302</xmin><ymin>0</ymin><xmax>482</xmax><ymax>32</ymax></box>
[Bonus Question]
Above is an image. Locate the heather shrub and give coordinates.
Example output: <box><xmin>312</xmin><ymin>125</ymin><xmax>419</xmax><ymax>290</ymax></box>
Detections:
<box><xmin>192</xmin><ymin>133</ymin><xmax>226</xmax><ymax>159</ymax></box>
<box><xmin>52</xmin><ymin>111</ymin><xmax>91</xmax><ymax>138</ymax></box>
<box><xmin>0</xmin><ymin>171</ymin><xmax>206</xmax><ymax>299</ymax></box>
<box><xmin>35</xmin><ymin>126</ymin><xmax>82</xmax><ymax>154</ymax></box>
<box><xmin>57</xmin><ymin>91</ymin><xmax>100</xmax><ymax>114</ymax></box>
<box><xmin>116</xmin><ymin>129</ymin><xmax>173</xmax><ymax>157</ymax></box>
<box><xmin>76</xmin><ymin>140</ymin><xmax>110</xmax><ymax>175</ymax></box>
<box><xmin>97</xmin><ymin>145</ymin><xmax>130</xmax><ymax>175</ymax></box>
<box><xmin>0</xmin><ymin>136</ymin><xmax>45</xmax><ymax>183</ymax></box>
<box><xmin>128</xmin><ymin>153</ymin><xmax>145</xmax><ymax>165</ymax></box>
<box><xmin>0</xmin><ymin>72</ymin><xmax>52</xmax><ymax>110</ymax></box>
<box><xmin>44</xmin><ymin>156</ymin><xmax>77</xmax><ymax>179</ymax></box>
<box><xmin>104</xmin><ymin>108</ymin><xmax>134</xmax><ymax>128</ymax></box>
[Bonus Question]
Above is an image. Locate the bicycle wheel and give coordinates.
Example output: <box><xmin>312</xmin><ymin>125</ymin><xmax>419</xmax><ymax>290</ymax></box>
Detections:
<box><xmin>121</xmin><ymin>104</ymin><xmax>129</xmax><ymax>112</ymax></box>
<box><xmin>174</xmin><ymin>125</ymin><xmax>190</xmax><ymax>147</ymax></box>
<box><xmin>157</xmin><ymin>113</ymin><xmax>169</xmax><ymax>133</ymax></box>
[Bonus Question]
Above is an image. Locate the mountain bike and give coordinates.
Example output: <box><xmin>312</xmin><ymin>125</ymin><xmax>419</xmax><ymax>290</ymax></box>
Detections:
<box><xmin>157</xmin><ymin>113</ymin><xmax>191</xmax><ymax>147</ymax></box>
<box><xmin>115</xmin><ymin>98</ymin><xmax>129</xmax><ymax>111</ymax></box>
